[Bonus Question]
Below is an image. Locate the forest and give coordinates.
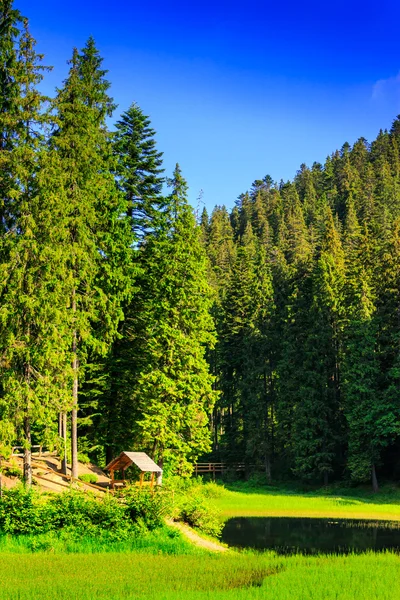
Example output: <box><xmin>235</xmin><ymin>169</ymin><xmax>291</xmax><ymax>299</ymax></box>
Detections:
<box><xmin>1</xmin><ymin>0</ymin><xmax>400</xmax><ymax>493</ymax></box>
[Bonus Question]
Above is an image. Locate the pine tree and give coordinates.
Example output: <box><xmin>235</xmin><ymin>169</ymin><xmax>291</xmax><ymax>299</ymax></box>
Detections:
<box><xmin>126</xmin><ymin>165</ymin><xmax>217</xmax><ymax>473</ymax></box>
<box><xmin>218</xmin><ymin>222</ymin><xmax>257</xmax><ymax>461</ymax></box>
<box><xmin>113</xmin><ymin>102</ymin><xmax>164</xmax><ymax>236</ymax></box>
<box><xmin>50</xmin><ymin>39</ymin><xmax>133</xmax><ymax>478</ymax></box>
<box><xmin>279</xmin><ymin>208</ymin><xmax>344</xmax><ymax>482</ymax></box>
<box><xmin>207</xmin><ymin>205</ymin><xmax>236</xmax><ymax>295</ymax></box>
<box><xmin>199</xmin><ymin>206</ymin><xmax>209</xmax><ymax>245</ymax></box>
<box><xmin>0</xmin><ymin>7</ymin><xmax>66</xmax><ymax>485</ymax></box>
<box><xmin>341</xmin><ymin>213</ymin><xmax>387</xmax><ymax>490</ymax></box>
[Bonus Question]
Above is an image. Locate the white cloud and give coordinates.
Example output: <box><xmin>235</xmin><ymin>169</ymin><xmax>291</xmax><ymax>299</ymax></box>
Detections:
<box><xmin>372</xmin><ymin>72</ymin><xmax>400</xmax><ymax>106</ymax></box>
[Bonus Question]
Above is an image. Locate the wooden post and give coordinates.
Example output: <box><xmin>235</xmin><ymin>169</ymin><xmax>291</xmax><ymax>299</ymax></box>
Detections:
<box><xmin>139</xmin><ymin>472</ymin><xmax>144</xmax><ymax>488</ymax></box>
<box><xmin>110</xmin><ymin>469</ymin><xmax>114</xmax><ymax>490</ymax></box>
<box><xmin>150</xmin><ymin>472</ymin><xmax>155</xmax><ymax>490</ymax></box>
<box><xmin>156</xmin><ymin>471</ymin><xmax>163</xmax><ymax>486</ymax></box>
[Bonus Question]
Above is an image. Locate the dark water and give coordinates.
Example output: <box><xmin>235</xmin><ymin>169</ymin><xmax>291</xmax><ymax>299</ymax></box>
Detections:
<box><xmin>221</xmin><ymin>517</ymin><xmax>400</xmax><ymax>554</ymax></box>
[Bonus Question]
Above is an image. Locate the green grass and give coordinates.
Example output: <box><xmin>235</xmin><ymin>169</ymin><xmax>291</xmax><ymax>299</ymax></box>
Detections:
<box><xmin>0</xmin><ymin>526</ymin><xmax>201</xmax><ymax>555</ymax></box>
<box><xmin>1</xmin><ymin>548</ymin><xmax>400</xmax><ymax>599</ymax></box>
<box><xmin>211</xmin><ymin>482</ymin><xmax>400</xmax><ymax>520</ymax></box>
<box><xmin>2</xmin><ymin>484</ymin><xmax>400</xmax><ymax>599</ymax></box>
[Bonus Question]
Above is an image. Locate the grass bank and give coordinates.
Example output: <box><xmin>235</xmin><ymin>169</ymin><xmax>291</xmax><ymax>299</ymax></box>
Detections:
<box><xmin>211</xmin><ymin>482</ymin><xmax>400</xmax><ymax>521</ymax></box>
<box><xmin>2</xmin><ymin>483</ymin><xmax>400</xmax><ymax>599</ymax></box>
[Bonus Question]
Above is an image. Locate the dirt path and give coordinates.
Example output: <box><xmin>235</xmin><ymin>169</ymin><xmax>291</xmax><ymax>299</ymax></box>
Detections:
<box><xmin>167</xmin><ymin>519</ymin><xmax>228</xmax><ymax>552</ymax></box>
<box><xmin>2</xmin><ymin>455</ymin><xmax>111</xmax><ymax>494</ymax></box>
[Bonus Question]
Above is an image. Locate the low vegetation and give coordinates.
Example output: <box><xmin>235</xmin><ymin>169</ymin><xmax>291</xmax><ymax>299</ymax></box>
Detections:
<box><xmin>78</xmin><ymin>473</ymin><xmax>98</xmax><ymax>484</ymax></box>
<box><xmin>212</xmin><ymin>480</ymin><xmax>400</xmax><ymax>521</ymax></box>
<box><xmin>1</xmin><ymin>481</ymin><xmax>400</xmax><ymax>598</ymax></box>
<box><xmin>0</xmin><ymin>485</ymin><xmax>171</xmax><ymax>536</ymax></box>
<box><xmin>1</xmin><ymin>544</ymin><xmax>400</xmax><ymax>599</ymax></box>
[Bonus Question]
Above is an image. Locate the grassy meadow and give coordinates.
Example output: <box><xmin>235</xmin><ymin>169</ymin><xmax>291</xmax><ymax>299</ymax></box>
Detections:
<box><xmin>2</xmin><ymin>483</ymin><xmax>400</xmax><ymax>599</ymax></box>
<box><xmin>212</xmin><ymin>482</ymin><xmax>400</xmax><ymax>521</ymax></box>
<box><xmin>1</xmin><ymin>542</ymin><xmax>400</xmax><ymax>599</ymax></box>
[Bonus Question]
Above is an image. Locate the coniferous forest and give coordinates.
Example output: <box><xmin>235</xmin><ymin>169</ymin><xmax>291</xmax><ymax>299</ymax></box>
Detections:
<box><xmin>2</xmin><ymin>0</ymin><xmax>400</xmax><ymax>493</ymax></box>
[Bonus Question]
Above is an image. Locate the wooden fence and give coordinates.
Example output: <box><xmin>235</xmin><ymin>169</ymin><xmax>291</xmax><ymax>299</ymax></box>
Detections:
<box><xmin>194</xmin><ymin>463</ymin><xmax>260</xmax><ymax>478</ymax></box>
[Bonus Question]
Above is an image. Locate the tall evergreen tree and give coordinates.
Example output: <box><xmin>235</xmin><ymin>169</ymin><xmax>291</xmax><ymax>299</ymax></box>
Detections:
<box><xmin>50</xmin><ymin>39</ymin><xmax>133</xmax><ymax>478</ymax></box>
<box><xmin>0</xmin><ymin>7</ymin><xmax>64</xmax><ymax>485</ymax></box>
<box><xmin>113</xmin><ymin>102</ymin><xmax>164</xmax><ymax>236</ymax></box>
<box><xmin>125</xmin><ymin>165</ymin><xmax>217</xmax><ymax>473</ymax></box>
<box><xmin>342</xmin><ymin>218</ymin><xmax>382</xmax><ymax>490</ymax></box>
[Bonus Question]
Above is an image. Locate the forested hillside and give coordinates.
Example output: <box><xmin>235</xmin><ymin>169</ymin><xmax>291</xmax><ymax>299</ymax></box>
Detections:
<box><xmin>201</xmin><ymin>124</ymin><xmax>400</xmax><ymax>490</ymax></box>
<box><xmin>1</xmin><ymin>0</ymin><xmax>400</xmax><ymax>492</ymax></box>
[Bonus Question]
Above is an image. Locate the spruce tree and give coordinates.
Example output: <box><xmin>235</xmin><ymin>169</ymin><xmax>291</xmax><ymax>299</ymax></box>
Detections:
<box><xmin>94</xmin><ymin>101</ymin><xmax>165</xmax><ymax>463</ymax></box>
<box><xmin>113</xmin><ymin>102</ymin><xmax>164</xmax><ymax>236</ymax></box>
<box><xmin>342</xmin><ymin>220</ymin><xmax>381</xmax><ymax>490</ymax></box>
<box><xmin>126</xmin><ymin>165</ymin><xmax>217</xmax><ymax>473</ymax></box>
<box><xmin>50</xmin><ymin>39</ymin><xmax>133</xmax><ymax>478</ymax></box>
<box><xmin>0</xmin><ymin>7</ymin><xmax>66</xmax><ymax>485</ymax></box>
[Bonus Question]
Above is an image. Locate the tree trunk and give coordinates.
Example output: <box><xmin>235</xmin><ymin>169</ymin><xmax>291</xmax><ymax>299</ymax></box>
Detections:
<box><xmin>265</xmin><ymin>455</ymin><xmax>271</xmax><ymax>483</ymax></box>
<box><xmin>71</xmin><ymin>324</ymin><xmax>78</xmax><ymax>479</ymax></box>
<box><xmin>23</xmin><ymin>415</ymin><xmax>32</xmax><ymax>488</ymax></box>
<box><xmin>372</xmin><ymin>463</ymin><xmax>379</xmax><ymax>493</ymax></box>
<box><xmin>323</xmin><ymin>470</ymin><xmax>329</xmax><ymax>487</ymax></box>
<box><xmin>105</xmin><ymin>445</ymin><xmax>113</xmax><ymax>466</ymax></box>
<box><xmin>104</xmin><ymin>350</ymin><xmax>117</xmax><ymax>466</ymax></box>
<box><xmin>61</xmin><ymin>412</ymin><xmax>68</xmax><ymax>475</ymax></box>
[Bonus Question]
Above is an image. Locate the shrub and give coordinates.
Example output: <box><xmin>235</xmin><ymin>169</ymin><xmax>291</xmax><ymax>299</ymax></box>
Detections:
<box><xmin>78</xmin><ymin>473</ymin><xmax>98</xmax><ymax>484</ymax></box>
<box><xmin>175</xmin><ymin>484</ymin><xmax>223</xmax><ymax>538</ymax></box>
<box><xmin>3</xmin><ymin>465</ymin><xmax>23</xmax><ymax>479</ymax></box>
<box><xmin>27</xmin><ymin>535</ymin><xmax>56</xmax><ymax>553</ymax></box>
<box><xmin>77</xmin><ymin>453</ymin><xmax>90</xmax><ymax>465</ymax></box>
<box><xmin>0</xmin><ymin>488</ymin><xmax>131</xmax><ymax>537</ymax></box>
<box><xmin>121</xmin><ymin>487</ymin><xmax>172</xmax><ymax>530</ymax></box>
<box><xmin>178</xmin><ymin>497</ymin><xmax>222</xmax><ymax>538</ymax></box>
<box><xmin>51</xmin><ymin>490</ymin><xmax>131</xmax><ymax>535</ymax></box>
<box><xmin>201</xmin><ymin>481</ymin><xmax>225</xmax><ymax>499</ymax></box>
<box><xmin>0</xmin><ymin>486</ymin><xmax>53</xmax><ymax>534</ymax></box>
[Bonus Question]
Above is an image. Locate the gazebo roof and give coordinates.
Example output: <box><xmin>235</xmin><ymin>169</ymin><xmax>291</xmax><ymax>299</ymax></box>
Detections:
<box><xmin>105</xmin><ymin>451</ymin><xmax>162</xmax><ymax>473</ymax></box>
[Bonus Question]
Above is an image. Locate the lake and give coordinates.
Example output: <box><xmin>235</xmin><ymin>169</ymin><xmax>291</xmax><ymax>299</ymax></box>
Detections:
<box><xmin>221</xmin><ymin>517</ymin><xmax>400</xmax><ymax>554</ymax></box>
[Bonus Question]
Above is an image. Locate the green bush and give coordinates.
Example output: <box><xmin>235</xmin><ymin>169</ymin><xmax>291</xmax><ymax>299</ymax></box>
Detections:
<box><xmin>201</xmin><ymin>481</ymin><xmax>225</xmax><ymax>499</ymax></box>
<box><xmin>50</xmin><ymin>490</ymin><xmax>131</xmax><ymax>536</ymax></box>
<box><xmin>0</xmin><ymin>486</ymin><xmax>53</xmax><ymax>534</ymax></box>
<box><xmin>78</xmin><ymin>473</ymin><xmax>98</xmax><ymax>484</ymax></box>
<box><xmin>0</xmin><ymin>487</ymin><xmax>143</xmax><ymax>537</ymax></box>
<box><xmin>178</xmin><ymin>497</ymin><xmax>222</xmax><ymax>538</ymax></box>
<box><xmin>3</xmin><ymin>465</ymin><xmax>23</xmax><ymax>478</ymax></box>
<box><xmin>121</xmin><ymin>487</ymin><xmax>172</xmax><ymax>530</ymax></box>
<box><xmin>77</xmin><ymin>453</ymin><xmax>90</xmax><ymax>465</ymax></box>
<box><xmin>174</xmin><ymin>482</ymin><xmax>222</xmax><ymax>538</ymax></box>
<box><xmin>0</xmin><ymin>479</ymin><xmax>219</xmax><ymax>541</ymax></box>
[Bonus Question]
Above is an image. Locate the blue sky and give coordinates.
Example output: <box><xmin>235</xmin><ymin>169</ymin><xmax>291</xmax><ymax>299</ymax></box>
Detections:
<box><xmin>18</xmin><ymin>0</ymin><xmax>400</xmax><ymax>212</ymax></box>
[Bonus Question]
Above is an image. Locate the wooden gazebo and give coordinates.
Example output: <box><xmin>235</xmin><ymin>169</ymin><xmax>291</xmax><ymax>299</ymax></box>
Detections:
<box><xmin>105</xmin><ymin>451</ymin><xmax>162</xmax><ymax>489</ymax></box>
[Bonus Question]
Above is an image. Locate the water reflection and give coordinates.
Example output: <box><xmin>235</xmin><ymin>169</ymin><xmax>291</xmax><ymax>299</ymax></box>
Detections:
<box><xmin>221</xmin><ymin>517</ymin><xmax>400</xmax><ymax>554</ymax></box>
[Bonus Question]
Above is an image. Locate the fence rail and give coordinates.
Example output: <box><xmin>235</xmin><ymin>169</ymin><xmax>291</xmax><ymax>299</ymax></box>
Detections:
<box><xmin>194</xmin><ymin>463</ymin><xmax>262</xmax><ymax>477</ymax></box>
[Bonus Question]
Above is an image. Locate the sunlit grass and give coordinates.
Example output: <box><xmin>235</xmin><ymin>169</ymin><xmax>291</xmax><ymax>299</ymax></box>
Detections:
<box><xmin>0</xmin><ymin>526</ymin><xmax>201</xmax><ymax>555</ymax></box>
<box><xmin>1</xmin><ymin>548</ymin><xmax>400</xmax><ymax>599</ymax></box>
<box><xmin>2</xmin><ymin>485</ymin><xmax>400</xmax><ymax>599</ymax></box>
<box><xmin>212</xmin><ymin>483</ymin><xmax>400</xmax><ymax>520</ymax></box>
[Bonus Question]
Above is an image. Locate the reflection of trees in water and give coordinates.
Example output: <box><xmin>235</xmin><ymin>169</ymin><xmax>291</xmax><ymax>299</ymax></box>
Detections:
<box><xmin>222</xmin><ymin>518</ymin><xmax>400</xmax><ymax>554</ymax></box>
